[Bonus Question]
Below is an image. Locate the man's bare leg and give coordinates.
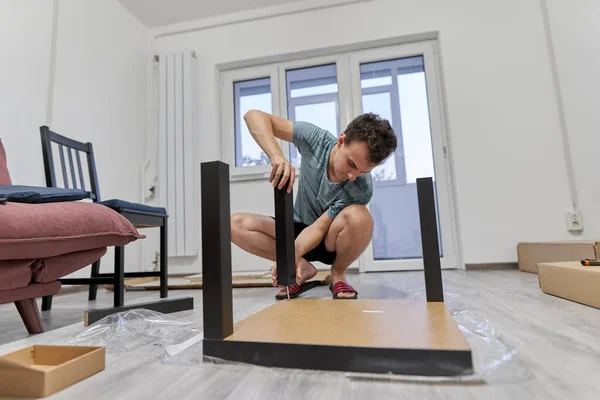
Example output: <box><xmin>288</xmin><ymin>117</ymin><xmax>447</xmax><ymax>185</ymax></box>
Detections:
<box><xmin>230</xmin><ymin>212</ymin><xmax>317</xmax><ymax>291</ymax></box>
<box><xmin>231</xmin><ymin>212</ymin><xmax>277</xmax><ymax>261</ymax></box>
<box><xmin>324</xmin><ymin>205</ymin><xmax>374</xmax><ymax>298</ymax></box>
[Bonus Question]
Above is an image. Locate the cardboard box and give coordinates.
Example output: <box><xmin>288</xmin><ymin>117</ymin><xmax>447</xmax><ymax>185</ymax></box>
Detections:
<box><xmin>0</xmin><ymin>345</ymin><xmax>105</xmax><ymax>398</ymax></box>
<box><xmin>538</xmin><ymin>261</ymin><xmax>600</xmax><ymax>309</ymax></box>
<box><xmin>517</xmin><ymin>241</ymin><xmax>600</xmax><ymax>273</ymax></box>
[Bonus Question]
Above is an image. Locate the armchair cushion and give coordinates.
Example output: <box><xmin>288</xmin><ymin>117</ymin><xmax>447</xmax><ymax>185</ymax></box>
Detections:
<box><xmin>0</xmin><ymin>139</ymin><xmax>11</xmax><ymax>186</ymax></box>
<box><xmin>0</xmin><ymin>201</ymin><xmax>144</xmax><ymax>260</ymax></box>
<box><xmin>31</xmin><ymin>246</ymin><xmax>107</xmax><ymax>283</ymax></box>
<box><xmin>0</xmin><ymin>259</ymin><xmax>33</xmax><ymax>291</ymax></box>
<box><xmin>100</xmin><ymin>199</ymin><xmax>167</xmax><ymax>215</ymax></box>
<box><xmin>0</xmin><ymin>248</ymin><xmax>106</xmax><ymax>291</ymax></box>
<box><xmin>0</xmin><ymin>282</ymin><xmax>61</xmax><ymax>305</ymax></box>
<box><xmin>0</xmin><ymin>185</ymin><xmax>88</xmax><ymax>203</ymax></box>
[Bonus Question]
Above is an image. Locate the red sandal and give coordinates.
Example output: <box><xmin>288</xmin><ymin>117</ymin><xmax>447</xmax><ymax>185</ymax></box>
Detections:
<box><xmin>275</xmin><ymin>281</ymin><xmax>320</xmax><ymax>300</ymax></box>
<box><xmin>329</xmin><ymin>281</ymin><xmax>358</xmax><ymax>299</ymax></box>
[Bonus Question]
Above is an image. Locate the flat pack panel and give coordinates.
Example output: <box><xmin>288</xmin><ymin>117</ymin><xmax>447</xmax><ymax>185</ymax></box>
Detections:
<box><xmin>204</xmin><ymin>338</ymin><xmax>472</xmax><ymax>376</ymax></box>
<box><xmin>203</xmin><ymin>299</ymin><xmax>472</xmax><ymax>376</ymax></box>
<box><xmin>226</xmin><ymin>299</ymin><xmax>469</xmax><ymax>351</ymax></box>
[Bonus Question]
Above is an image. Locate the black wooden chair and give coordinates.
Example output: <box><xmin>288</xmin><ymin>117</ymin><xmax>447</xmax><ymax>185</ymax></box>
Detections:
<box><xmin>39</xmin><ymin>125</ymin><xmax>168</xmax><ymax>310</ymax></box>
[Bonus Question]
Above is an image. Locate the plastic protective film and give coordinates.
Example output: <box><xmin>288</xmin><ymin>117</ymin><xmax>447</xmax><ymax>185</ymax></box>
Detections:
<box><xmin>65</xmin><ymin>288</ymin><xmax>533</xmax><ymax>385</ymax></box>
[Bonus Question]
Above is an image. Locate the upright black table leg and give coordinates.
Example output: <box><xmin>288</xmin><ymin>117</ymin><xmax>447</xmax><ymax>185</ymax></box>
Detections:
<box><xmin>416</xmin><ymin>177</ymin><xmax>444</xmax><ymax>302</ymax></box>
<box><xmin>201</xmin><ymin>161</ymin><xmax>234</xmax><ymax>340</ymax></box>
<box><xmin>159</xmin><ymin>217</ymin><xmax>168</xmax><ymax>299</ymax></box>
<box><xmin>114</xmin><ymin>246</ymin><xmax>125</xmax><ymax>307</ymax></box>
<box><xmin>274</xmin><ymin>187</ymin><xmax>296</xmax><ymax>287</ymax></box>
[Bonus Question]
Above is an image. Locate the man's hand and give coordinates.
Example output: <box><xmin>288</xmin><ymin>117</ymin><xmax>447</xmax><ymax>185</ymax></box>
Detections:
<box><xmin>270</xmin><ymin>156</ymin><xmax>295</xmax><ymax>193</ymax></box>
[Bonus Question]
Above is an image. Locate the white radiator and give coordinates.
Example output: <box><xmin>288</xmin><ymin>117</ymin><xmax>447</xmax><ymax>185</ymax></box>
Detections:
<box><xmin>157</xmin><ymin>50</ymin><xmax>198</xmax><ymax>257</ymax></box>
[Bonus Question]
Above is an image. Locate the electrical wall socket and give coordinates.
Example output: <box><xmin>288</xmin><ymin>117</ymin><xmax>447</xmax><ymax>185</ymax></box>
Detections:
<box><xmin>565</xmin><ymin>211</ymin><xmax>584</xmax><ymax>231</ymax></box>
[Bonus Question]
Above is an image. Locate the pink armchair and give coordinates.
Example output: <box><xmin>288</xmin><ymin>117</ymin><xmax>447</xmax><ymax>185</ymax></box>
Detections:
<box><xmin>0</xmin><ymin>139</ymin><xmax>144</xmax><ymax>334</ymax></box>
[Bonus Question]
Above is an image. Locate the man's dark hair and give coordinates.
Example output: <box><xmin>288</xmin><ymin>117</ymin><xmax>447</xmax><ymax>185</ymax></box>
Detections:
<box><xmin>344</xmin><ymin>113</ymin><xmax>397</xmax><ymax>165</ymax></box>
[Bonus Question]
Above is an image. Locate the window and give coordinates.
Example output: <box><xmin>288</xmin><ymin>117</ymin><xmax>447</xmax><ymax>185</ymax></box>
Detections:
<box><xmin>221</xmin><ymin>65</ymin><xmax>282</xmax><ymax>178</ymax></box>
<box><xmin>220</xmin><ymin>40</ymin><xmax>458</xmax><ymax>273</ymax></box>
<box><xmin>220</xmin><ymin>46</ymin><xmax>438</xmax><ymax>189</ymax></box>
<box><xmin>359</xmin><ymin>56</ymin><xmax>432</xmax><ymax>184</ymax></box>
<box><xmin>285</xmin><ymin>64</ymin><xmax>340</xmax><ymax>168</ymax></box>
<box><xmin>233</xmin><ymin>77</ymin><xmax>272</xmax><ymax>167</ymax></box>
<box><xmin>397</xmin><ymin>71</ymin><xmax>434</xmax><ymax>184</ymax></box>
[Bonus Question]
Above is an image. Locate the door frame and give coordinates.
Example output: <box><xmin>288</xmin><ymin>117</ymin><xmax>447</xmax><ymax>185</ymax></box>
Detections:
<box><xmin>349</xmin><ymin>40</ymin><xmax>461</xmax><ymax>272</ymax></box>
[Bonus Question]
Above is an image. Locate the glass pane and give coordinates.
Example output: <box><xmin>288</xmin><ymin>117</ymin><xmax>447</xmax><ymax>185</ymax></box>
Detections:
<box><xmin>398</xmin><ymin>72</ymin><xmax>434</xmax><ymax>183</ymax></box>
<box><xmin>234</xmin><ymin>77</ymin><xmax>271</xmax><ymax>167</ymax></box>
<box><xmin>362</xmin><ymin>92</ymin><xmax>396</xmax><ymax>181</ymax></box>
<box><xmin>359</xmin><ymin>56</ymin><xmax>442</xmax><ymax>260</ymax></box>
<box><xmin>286</xmin><ymin>64</ymin><xmax>339</xmax><ymax>168</ymax></box>
<box><xmin>361</xmin><ymin>76</ymin><xmax>392</xmax><ymax>89</ymax></box>
<box><xmin>296</xmin><ymin>102</ymin><xmax>338</xmax><ymax>134</ymax></box>
<box><xmin>291</xmin><ymin>84</ymin><xmax>338</xmax><ymax>98</ymax></box>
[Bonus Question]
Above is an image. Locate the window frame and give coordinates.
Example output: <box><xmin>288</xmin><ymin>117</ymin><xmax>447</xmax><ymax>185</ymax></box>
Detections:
<box><xmin>347</xmin><ymin>41</ymin><xmax>457</xmax><ymax>272</ymax></box>
<box><xmin>221</xmin><ymin>64</ymin><xmax>282</xmax><ymax>180</ymax></box>
<box><xmin>277</xmin><ymin>54</ymin><xmax>353</xmax><ymax>172</ymax></box>
<box><xmin>215</xmin><ymin>38</ymin><xmax>461</xmax><ymax>273</ymax></box>
<box><xmin>286</xmin><ymin>72</ymin><xmax>341</xmax><ymax>168</ymax></box>
<box><xmin>358</xmin><ymin>60</ymin><xmax>428</xmax><ymax>186</ymax></box>
<box><xmin>219</xmin><ymin>46</ymin><xmax>435</xmax><ymax>185</ymax></box>
<box><xmin>220</xmin><ymin>54</ymin><xmax>354</xmax><ymax>179</ymax></box>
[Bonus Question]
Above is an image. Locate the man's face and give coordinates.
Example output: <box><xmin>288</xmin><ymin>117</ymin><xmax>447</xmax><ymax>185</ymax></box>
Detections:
<box><xmin>332</xmin><ymin>134</ymin><xmax>377</xmax><ymax>182</ymax></box>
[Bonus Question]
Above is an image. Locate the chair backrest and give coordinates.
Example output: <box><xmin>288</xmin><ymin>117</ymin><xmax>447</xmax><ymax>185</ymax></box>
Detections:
<box><xmin>39</xmin><ymin>126</ymin><xmax>101</xmax><ymax>202</ymax></box>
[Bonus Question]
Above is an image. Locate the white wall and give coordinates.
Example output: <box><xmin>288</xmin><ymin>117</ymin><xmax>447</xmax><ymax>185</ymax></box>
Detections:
<box><xmin>154</xmin><ymin>0</ymin><xmax>588</xmax><ymax>272</ymax></box>
<box><xmin>51</xmin><ymin>0</ymin><xmax>151</xmax><ymax>277</ymax></box>
<box><xmin>0</xmin><ymin>1</ymin><xmax>54</xmax><ymax>186</ymax></box>
<box><xmin>1</xmin><ymin>0</ymin><xmax>151</xmax><ymax>278</ymax></box>
<box><xmin>545</xmin><ymin>0</ymin><xmax>600</xmax><ymax>240</ymax></box>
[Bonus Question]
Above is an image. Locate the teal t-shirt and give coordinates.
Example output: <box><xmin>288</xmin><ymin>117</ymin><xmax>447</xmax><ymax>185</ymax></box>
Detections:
<box><xmin>292</xmin><ymin>121</ymin><xmax>373</xmax><ymax>225</ymax></box>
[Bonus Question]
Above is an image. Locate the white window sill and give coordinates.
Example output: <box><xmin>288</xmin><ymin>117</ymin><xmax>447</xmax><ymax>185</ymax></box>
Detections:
<box><xmin>229</xmin><ymin>169</ymin><xmax>300</xmax><ymax>183</ymax></box>
<box><xmin>230</xmin><ymin>172</ymin><xmax>270</xmax><ymax>182</ymax></box>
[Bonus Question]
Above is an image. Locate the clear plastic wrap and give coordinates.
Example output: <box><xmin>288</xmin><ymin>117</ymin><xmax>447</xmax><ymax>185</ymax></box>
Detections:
<box><xmin>65</xmin><ymin>285</ymin><xmax>533</xmax><ymax>384</ymax></box>
<box><xmin>65</xmin><ymin>308</ymin><xmax>203</xmax><ymax>358</ymax></box>
<box><xmin>404</xmin><ymin>285</ymin><xmax>533</xmax><ymax>384</ymax></box>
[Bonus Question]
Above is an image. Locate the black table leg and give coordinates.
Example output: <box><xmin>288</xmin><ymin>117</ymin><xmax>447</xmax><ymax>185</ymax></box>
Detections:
<box><xmin>114</xmin><ymin>246</ymin><xmax>125</xmax><ymax>307</ymax></box>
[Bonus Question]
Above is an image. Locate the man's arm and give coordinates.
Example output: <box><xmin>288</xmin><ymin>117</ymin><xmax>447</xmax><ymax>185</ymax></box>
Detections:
<box><xmin>294</xmin><ymin>212</ymin><xmax>334</xmax><ymax>262</ymax></box>
<box><xmin>243</xmin><ymin>109</ymin><xmax>295</xmax><ymax>192</ymax></box>
<box><xmin>243</xmin><ymin>109</ymin><xmax>294</xmax><ymax>155</ymax></box>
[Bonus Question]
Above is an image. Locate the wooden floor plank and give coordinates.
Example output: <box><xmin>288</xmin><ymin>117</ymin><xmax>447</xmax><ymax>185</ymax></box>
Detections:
<box><xmin>1</xmin><ymin>269</ymin><xmax>600</xmax><ymax>399</ymax></box>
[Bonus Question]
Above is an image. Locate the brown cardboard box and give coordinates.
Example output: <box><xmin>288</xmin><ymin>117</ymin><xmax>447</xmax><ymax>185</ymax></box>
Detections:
<box><xmin>0</xmin><ymin>345</ymin><xmax>105</xmax><ymax>398</ymax></box>
<box><xmin>517</xmin><ymin>241</ymin><xmax>600</xmax><ymax>273</ymax></box>
<box><xmin>538</xmin><ymin>261</ymin><xmax>600</xmax><ymax>309</ymax></box>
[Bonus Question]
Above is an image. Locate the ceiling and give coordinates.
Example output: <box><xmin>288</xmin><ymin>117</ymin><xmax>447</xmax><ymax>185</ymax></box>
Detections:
<box><xmin>119</xmin><ymin>0</ymin><xmax>310</xmax><ymax>28</ymax></box>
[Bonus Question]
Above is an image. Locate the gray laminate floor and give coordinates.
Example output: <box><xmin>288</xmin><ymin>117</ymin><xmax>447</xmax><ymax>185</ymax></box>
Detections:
<box><xmin>1</xmin><ymin>268</ymin><xmax>599</xmax><ymax>399</ymax></box>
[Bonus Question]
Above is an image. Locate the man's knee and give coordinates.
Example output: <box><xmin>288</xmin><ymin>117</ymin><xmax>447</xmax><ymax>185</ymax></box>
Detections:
<box><xmin>339</xmin><ymin>205</ymin><xmax>373</xmax><ymax>235</ymax></box>
<box><xmin>324</xmin><ymin>205</ymin><xmax>373</xmax><ymax>253</ymax></box>
<box><xmin>231</xmin><ymin>212</ymin><xmax>245</xmax><ymax>227</ymax></box>
<box><xmin>230</xmin><ymin>212</ymin><xmax>275</xmax><ymax>243</ymax></box>
<box><xmin>230</xmin><ymin>212</ymin><xmax>247</xmax><ymax>243</ymax></box>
